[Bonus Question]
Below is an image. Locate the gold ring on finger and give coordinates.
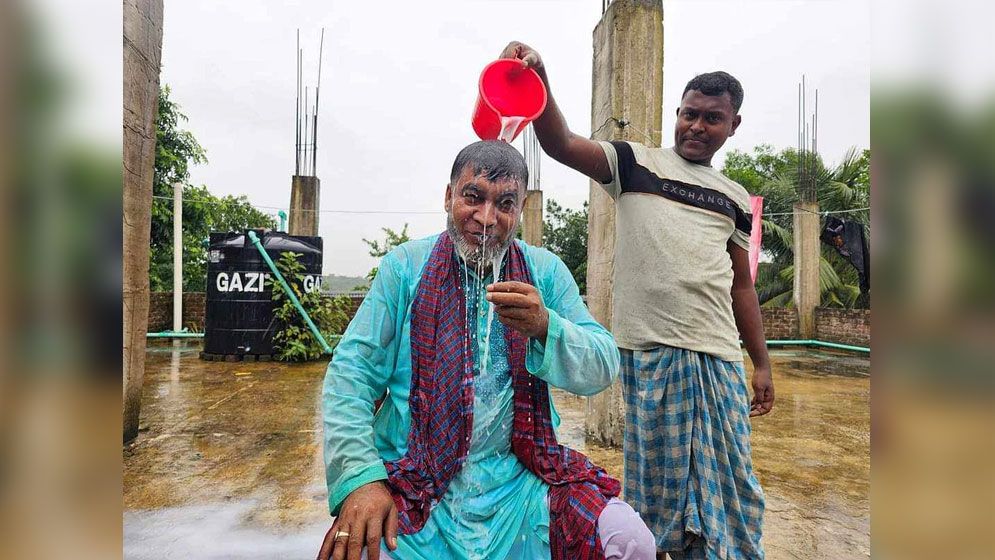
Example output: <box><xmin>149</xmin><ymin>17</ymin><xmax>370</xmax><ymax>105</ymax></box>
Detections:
<box><xmin>334</xmin><ymin>530</ymin><xmax>350</xmax><ymax>540</ymax></box>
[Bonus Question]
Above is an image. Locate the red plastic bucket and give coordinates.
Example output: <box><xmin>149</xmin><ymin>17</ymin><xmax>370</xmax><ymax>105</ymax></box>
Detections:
<box><xmin>472</xmin><ymin>59</ymin><xmax>548</xmax><ymax>143</ymax></box>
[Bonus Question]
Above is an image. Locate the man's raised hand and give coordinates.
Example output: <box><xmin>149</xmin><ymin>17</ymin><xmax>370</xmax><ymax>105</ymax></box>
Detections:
<box><xmin>486</xmin><ymin>281</ymin><xmax>549</xmax><ymax>345</ymax></box>
<box><xmin>499</xmin><ymin>41</ymin><xmax>543</xmax><ymax>71</ymax></box>
<box><xmin>316</xmin><ymin>481</ymin><xmax>398</xmax><ymax>560</ymax></box>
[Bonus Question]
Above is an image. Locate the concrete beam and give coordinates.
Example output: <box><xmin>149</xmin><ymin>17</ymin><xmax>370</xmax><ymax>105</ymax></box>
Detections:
<box><xmin>793</xmin><ymin>201</ymin><xmax>821</xmax><ymax>338</ymax></box>
<box><xmin>289</xmin><ymin>175</ymin><xmax>320</xmax><ymax>237</ymax></box>
<box><xmin>523</xmin><ymin>190</ymin><xmax>543</xmax><ymax>247</ymax></box>
<box><xmin>123</xmin><ymin>0</ymin><xmax>164</xmax><ymax>443</ymax></box>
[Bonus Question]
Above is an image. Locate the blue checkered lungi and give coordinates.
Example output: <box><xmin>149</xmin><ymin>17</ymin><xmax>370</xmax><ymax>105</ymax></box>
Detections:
<box><xmin>621</xmin><ymin>345</ymin><xmax>765</xmax><ymax>559</ymax></box>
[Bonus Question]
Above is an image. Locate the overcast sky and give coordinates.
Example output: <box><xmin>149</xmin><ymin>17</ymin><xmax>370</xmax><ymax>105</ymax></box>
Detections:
<box><xmin>158</xmin><ymin>0</ymin><xmax>870</xmax><ymax>277</ymax></box>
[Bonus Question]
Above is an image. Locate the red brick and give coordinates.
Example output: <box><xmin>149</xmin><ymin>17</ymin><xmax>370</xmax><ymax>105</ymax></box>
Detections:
<box><xmin>149</xmin><ymin>292</ymin><xmax>870</xmax><ymax>348</ymax></box>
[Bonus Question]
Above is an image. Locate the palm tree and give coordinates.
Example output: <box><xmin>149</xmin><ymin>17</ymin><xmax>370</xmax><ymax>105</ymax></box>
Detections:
<box><xmin>723</xmin><ymin>145</ymin><xmax>870</xmax><ymax>309</ymax></box>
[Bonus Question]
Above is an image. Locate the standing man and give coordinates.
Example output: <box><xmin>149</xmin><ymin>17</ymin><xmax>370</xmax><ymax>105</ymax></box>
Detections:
<box><xmin>500</xmin><ymin>42</ymin><xmax>774</xmax><ymax>559</ymax></box>
<box><xmin>317</xmin><ymin>141</ymin><xmax>656</xmax><ymax>560</ymax></box>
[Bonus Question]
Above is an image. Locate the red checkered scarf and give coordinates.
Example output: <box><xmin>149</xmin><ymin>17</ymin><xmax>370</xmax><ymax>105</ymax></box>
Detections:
<box><xmin>384</xmin><ymin>232</ymin><xmax>620</xmax><ymax>560</ymax></box>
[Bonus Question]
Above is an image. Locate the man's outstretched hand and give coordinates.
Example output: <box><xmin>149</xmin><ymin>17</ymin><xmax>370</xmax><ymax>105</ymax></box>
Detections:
<box><xmin>317</xmin><ymin>481</ymin><xmax>398</xmax><ymax>560</ymax></box>
<box><xmin>500</xmin><ymin>41</ymin><xmax>543</xmax><ymax>71</ymax></box>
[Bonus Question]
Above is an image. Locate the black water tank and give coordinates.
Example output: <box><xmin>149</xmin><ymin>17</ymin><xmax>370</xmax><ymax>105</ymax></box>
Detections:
<box><xmin>202</xmin><ymin>230</ymin><xmax>323</xmax><ymax>359</ymax></box>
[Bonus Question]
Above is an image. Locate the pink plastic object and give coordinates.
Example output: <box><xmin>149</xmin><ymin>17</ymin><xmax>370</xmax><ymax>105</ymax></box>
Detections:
<box><xmin>472</xmin><ymin>59</ymin><xmax>548</xmax><ymax>142</ymax></box>
<box><xmin>749</xmin><ymin>195</ymin><xmax>764</xmax><ymax>284</ymax></box>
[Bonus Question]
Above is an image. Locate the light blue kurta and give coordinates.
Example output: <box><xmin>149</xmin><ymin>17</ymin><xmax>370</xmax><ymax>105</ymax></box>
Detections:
<box><xmin>323</xmin><ymin>234</ymin><xmax>620</xmax><ymax>560</ymax></box>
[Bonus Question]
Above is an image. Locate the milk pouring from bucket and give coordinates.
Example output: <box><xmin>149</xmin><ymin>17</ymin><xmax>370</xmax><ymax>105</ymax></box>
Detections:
<box><xmin>472</xmin><ymin>59</ymin><xmax>548</xmax><ymax>143</ymax></box>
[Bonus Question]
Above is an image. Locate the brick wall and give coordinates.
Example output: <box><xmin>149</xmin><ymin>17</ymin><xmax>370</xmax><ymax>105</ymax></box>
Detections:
<box><xmin>147</xmin><ymin>292</ymin><xmax>206</xmax><ymax>332</ymax></box>
<box><xmin>759</xmin><ymin>307</ymin><xmax>870</xmax><ymax>346</ymax></box>
<box><xmin>152</xmin><ymin>291</ymin><xmax>869</xmax><ymax>347</ymax></box>
<box><xmin>335</xmin><ymin>295</ymin><xmax>875</xmax><ymax>346</ymax></box>
<box><xmin>148</xmin><ymin>292</ymin><xmax>366</xmax><ymax>333</ymax></box>
<box><xmin>329</xmin><ymin>292</ymin><xmax>368</xmax><ymax>320</ymax></box>
<box><xmin>816</xmin><ymin>307</ymin><xmax>871</xmax><ymax>347</ymax></box>
<box><xmin>761</xmin><ymin>307</ymin><xmax>799</xmax><ymax>340</ymax></box>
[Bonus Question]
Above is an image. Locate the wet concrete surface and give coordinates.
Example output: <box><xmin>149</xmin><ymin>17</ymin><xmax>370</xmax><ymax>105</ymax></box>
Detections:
<box><xmin>125</xmin><ymin>342</ymin><xmax>868</xmax><ymax>559</ymax></box>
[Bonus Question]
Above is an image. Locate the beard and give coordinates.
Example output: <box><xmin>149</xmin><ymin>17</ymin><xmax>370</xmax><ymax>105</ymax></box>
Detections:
<box><xmin>447</xmin><ymin>213</ymin><xmax>514</xmax><ymax>269</ymax></box>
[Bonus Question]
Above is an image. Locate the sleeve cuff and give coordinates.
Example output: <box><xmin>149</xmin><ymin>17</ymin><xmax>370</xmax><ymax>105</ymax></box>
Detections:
<box><xmin>732</xmin><ymin>230</ymin><xmax>751</xmax><ymax>251</ymax></box>
<box><xmin>596</xmin><ymin>141</ymin><xmax>622</xmax><ymax>199</ymax></box>
<box><xmin>526</xmin><ymin>308</ymin><xmax>563</xmax><ymax>378</ymax></box>
<box><xmin>328</xmin><ymin>461</ymin><xmax>389</xmax><ymax>516</ymax></box>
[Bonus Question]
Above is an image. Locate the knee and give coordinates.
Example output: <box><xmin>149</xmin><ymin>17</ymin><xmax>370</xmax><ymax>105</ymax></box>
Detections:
<box><xmin>599</xmin><ymin>499</ymin><xmax>657</xmax><ymax>559</ymax></box>
<box><xmin>628</xmin><ymin>519</ymin><xmax>657</xmax><ymax>558</ymax></box>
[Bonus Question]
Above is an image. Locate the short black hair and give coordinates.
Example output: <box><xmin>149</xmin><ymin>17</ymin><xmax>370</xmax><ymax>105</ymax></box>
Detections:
<box><xmin>682</xmin><ymin>71</ymin><xmax>744</xmax><ymax>113</ymax></box>
<box><xmin>449</xmin><ymin>140</ymin><xmax>528</xmax><ymax>189</ymax></box>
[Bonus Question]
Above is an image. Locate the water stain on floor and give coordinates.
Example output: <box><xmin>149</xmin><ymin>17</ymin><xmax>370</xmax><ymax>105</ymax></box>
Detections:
<box><xmin>125</xmin><ymin>342</ymin><xmax>868</xmax><ymax>559</ymax></box>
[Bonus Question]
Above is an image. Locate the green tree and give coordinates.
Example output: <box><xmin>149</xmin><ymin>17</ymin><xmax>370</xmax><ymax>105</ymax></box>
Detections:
<box><xmin>150</xmin><ymin>86</ymin><xmax>275</xmax><ymax>292</ymax></box>
<box><xmin>542</xmin><ymin>200</ymin><xmax>588</xmax><ymax>294</ymax></box>
<box><xmin>360</xmin><ymin>224</ymin><xmax>411</xmax><ymax>287</ymax></box>
<box><xmin>722</xmin><ymin>144</ymin><xmax>870</xmax><ymax>308</ymax></box>
<box><xmin>271</xmin><ymin>251</ymin><xmax>350</xmax><ymax>362</ymax></box>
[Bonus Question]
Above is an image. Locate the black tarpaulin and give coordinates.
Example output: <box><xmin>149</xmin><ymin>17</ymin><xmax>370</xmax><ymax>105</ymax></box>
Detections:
<box><xmin>820</xmin><ymin>216</ymin><xmax>870</xmax><ymax>292</ymax></box>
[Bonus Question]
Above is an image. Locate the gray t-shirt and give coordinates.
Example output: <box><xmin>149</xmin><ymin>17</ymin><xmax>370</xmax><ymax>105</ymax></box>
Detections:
<box><xmin>598</xmin><ymin>141</ymin><xmax>752</xmax><ymax>362</ymax></box>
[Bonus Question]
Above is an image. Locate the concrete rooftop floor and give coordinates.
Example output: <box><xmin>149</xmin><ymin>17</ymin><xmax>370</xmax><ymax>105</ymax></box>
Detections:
<box><xmin>124</xmin><ymin>341</ymin><xmax>869</xmax><ymax>559</ymax></box>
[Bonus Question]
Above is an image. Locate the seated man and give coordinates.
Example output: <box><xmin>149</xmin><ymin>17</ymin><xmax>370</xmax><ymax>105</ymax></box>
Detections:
<box><xmin>317</xmin><ymin>141</ymin><xmax>655</xmax><ymax>560</ymax></box>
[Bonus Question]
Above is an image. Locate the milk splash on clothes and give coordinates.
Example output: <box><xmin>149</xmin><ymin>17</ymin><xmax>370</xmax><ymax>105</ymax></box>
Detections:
<box><xmin>454</xmin><ymin>206</ymin><xmax>507</xmax><ymax>380</ymax></box>
<box><xmin>475</xmin><ymin>209</ymin><xmax>507</xmax><ymax>380</ymax></box>
<box><xmin>479</xmin><ymin>247</ymin><xmax>506</xmax><ymax>380</ymax></box>
<box><xmin>453</xmin><ymin>207</ymin><xmax>510</xmax><ymax>560</ymax></box>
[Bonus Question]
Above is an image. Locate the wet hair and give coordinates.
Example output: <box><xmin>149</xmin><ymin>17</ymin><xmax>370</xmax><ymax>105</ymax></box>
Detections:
<box><xmin>682</xmin><ymin>71</ymin><xmax>744</xmax><ymax>113</ymax></box>
<box><xmin>449</xmin><ymin>140</ymin><xmax>528</xmax><ymax>189</ymax></box>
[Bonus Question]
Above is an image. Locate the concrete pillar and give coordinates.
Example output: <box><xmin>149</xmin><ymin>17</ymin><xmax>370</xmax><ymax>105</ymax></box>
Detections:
<box><xmin>585</xmin><ymin>0</ymin><xmax>664</xmax><ymax>447</ymax></box>
<box><xmin>173</xmin><ymin>182</ymin><xmax>182</xmax><ymax>332</ymax></box>
<box><xmin>793</xmin><ymin>201</ymin><xmax>821</xmax><ymax>338</ymax></box>
<box><xmin>289</xmin><ymin>175</ymin><xmax>320</xmax><ymax>236</ymax></box>
<box><xmin>523</xmin><ymin>190</ymin><xmax>543</xmax><ymax>247</ymax></box>
<box><xmin>123</xmin><ymin>0</ymin><xmax>164</xmax><ymax>443</ymax></box>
